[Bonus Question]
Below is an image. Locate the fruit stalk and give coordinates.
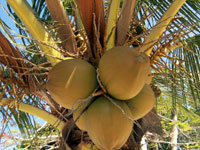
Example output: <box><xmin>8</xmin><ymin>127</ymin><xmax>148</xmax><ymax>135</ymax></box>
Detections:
<box><xmin>6</xmin><ymin>0</ymin><xmax>63</xmax><ymax>65</ymax></box>
<box><xmin>140</xmin><ymin>0</ymin><xmax>186</xmax><ymax>55</ymax></box>
<box><xmin>106</xmin><ymin>0</ymin><xmax>120</xmax><ymax>50</ymax></box>
<box><xmin>45</xmin><ymin>0</ymin><xmax>77</xmax><ymax>54</ymax></box>
<box><xmin>0</xmin><ymin>98</ymin><xmax>65</xmax><ymax>132</ymax></box>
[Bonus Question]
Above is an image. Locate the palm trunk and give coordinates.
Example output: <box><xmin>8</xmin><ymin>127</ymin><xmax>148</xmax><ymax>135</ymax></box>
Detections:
<box><xmin>170</xmin><ymin>108</ymin><xmax>178</xmax><ymax>150</ymax></box>
<box><xmin>140</xmin><ymin>136</ymin><xmax>148</xmax><ymax>150</ymax></box>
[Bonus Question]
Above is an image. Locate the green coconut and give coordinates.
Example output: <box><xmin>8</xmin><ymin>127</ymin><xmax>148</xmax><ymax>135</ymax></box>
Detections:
<box><xmin>99</xmin><ymin>46</ymin><xmax>150</xmax><ymax>100</ymax></box>
<box><xmin>86</xmin><ymin>96</ymin><xmax>133</xmax><ymax>150</ymax></box>
<box><xmin>127</xmin><ymin>84</ymin><xmax>156</xmax><ymax>120</ymax></box>
<box><xmin>47</xmin><ymin>59</ymin><xmax>97</xmax><ymax>109</ymax></box>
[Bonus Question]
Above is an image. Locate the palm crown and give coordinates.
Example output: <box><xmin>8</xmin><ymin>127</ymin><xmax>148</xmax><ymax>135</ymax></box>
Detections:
<box><xmin>0</xmin><ymin>0</ymin><xmax>200</xmax><ymax>149</ymax></box>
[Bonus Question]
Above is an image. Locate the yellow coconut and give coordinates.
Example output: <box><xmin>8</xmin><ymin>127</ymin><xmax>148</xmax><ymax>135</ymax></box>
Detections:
<box><xmin>86</xmin><ymin>96</ymin><xmax>133</xmax><ymax>150</ymax></box>
<box><xmin>47</xmin><ymin>59</ymin><xmax>97</xmax><ymax>109</ymax></box>
<box><xmin>73</xmin><ymin>101</ymin><xmax>90</xmax><ymax>131</ymax></box>
<box><xmin>99</xmin><ymin>46</ymin><xmax>150</xmax><ymax>100</ymax></box>
<box><xmin>127</xmin><ymin>84</ymin><xmax>156</xmax><ymax>120</ymax></box>
<box><xmin>145</xmin><ymin>67</ymin><xmax>152</xmax><ymax>84</ymax></box>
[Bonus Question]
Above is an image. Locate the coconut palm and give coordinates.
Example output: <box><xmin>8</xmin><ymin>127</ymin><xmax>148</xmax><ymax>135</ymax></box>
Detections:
<box><xmin>0</xmin><ymin>0</ymin><xmax>200</xmax><ymax>149</ymax></box>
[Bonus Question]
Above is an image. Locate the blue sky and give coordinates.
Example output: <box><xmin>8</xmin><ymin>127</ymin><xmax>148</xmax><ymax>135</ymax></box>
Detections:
<box><xmin>1</xmin><ymin>0</ymin><xmax>18</xmax><ymax>34</ymax></box>
<box><xmin>0</xmin><ymin>0</ymin><xmax>32</xmax><ymax>44</ymax></box>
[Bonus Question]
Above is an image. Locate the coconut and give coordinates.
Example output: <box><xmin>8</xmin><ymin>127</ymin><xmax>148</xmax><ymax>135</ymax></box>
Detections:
<box><xmin>73</xmin><ymin>101</ymin><xmax>90</xmax><ymax>131</ymax></box>
<box><xmin>86</xmin><ymin>96</ymin><xmax>133</xmax><ymax>150</ymax></box>
<box><xmin>127</xmin><ymin>84</ymin><xmax>156</xmax><ymax>120</ymax></box>
<box><xmin>99</xmin><ymin>46</ymin><xmax>150</xmax><ymax>100</ymax></box>
<box><xmin>145</xmin><ymin>67</ymin><xmax>152</xmax><ymax>84</ymax></box>
<box><xmin>47</xmin><ymin>59</ymin><xmax>97</xmax><ymax>109</ymax></box>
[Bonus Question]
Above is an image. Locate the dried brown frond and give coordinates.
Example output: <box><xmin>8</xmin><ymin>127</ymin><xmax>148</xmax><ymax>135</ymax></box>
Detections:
<box><xmin>149</xmin><ymin>23</ymin><xmax>192</xmax><ymax>78</ymax></box>
<box><xmin>0</xmin><ymin>32</ymin><xmax>26</xmax><ymax>76</ymax></box>
<box><xmin>0</xmin><ymin>68</ymin><xmax>26</xmax><ymax>137</ymax></box>
<box><xmin>116</xmin><ymin>0</ymin><xmax>136</xmax><ymax>46</ymax></box>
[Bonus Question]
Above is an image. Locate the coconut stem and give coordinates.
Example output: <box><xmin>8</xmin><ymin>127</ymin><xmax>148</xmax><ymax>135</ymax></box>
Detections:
<box><xmin>0</xmin><ymin>98</ymin><xmax>65</xmax><ymax>132</ymax></box>
<box><xmin>105</xmin><ymin>0</ymin><xmax>120</xmax><ymax>50</ymax></box>
<box><xmin>96</xmin><ymin>68</ymin><xmax>107</xmax><ymax>93</ymax></box>
<box><xmin>140</xmin><ymin>0</ymin><xmax>186</xmax><ymax>55</ymax></box>
<box><xmin>6</xmin><ymin>0</ymin><xmax>63</xmax><ymax>65</ymax></box>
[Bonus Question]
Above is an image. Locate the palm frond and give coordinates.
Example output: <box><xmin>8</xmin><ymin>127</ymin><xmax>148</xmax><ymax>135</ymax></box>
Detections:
<box><xmin>116</xmin><ymin>0</ymin><xmax>136</xmax><ymax>46</ymax></box>
<box><xmin>6</xmin><ymin>0</ymin><xmax>63</xmax><ymax>65</ymax></box>
<box><xmin>1</xmin><ymin>0</ymin><xmax>200</xmax><ymax>149</ymax></box>
<box><xmin>105</xmin><ymin>0</ymin><xmax>120</xmax><ymax>50</ymax></box>
<box><xmin>140</xmin><ymin>0</ymin><xmax>186</xmax><ymax>55</ymax></box>
<box><xmin>0</xmin><ymin>13</ymin><xmax>64</xmax><ymax>146</ymax></box>
<box><xmin>45</xmin><ymin>0</ymin><xmax>78</xmax><ymax>54</ymax></box>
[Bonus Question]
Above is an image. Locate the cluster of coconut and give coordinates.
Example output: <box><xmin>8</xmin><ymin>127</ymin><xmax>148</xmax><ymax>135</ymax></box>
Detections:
<box><xmin>47</xmin><ymin>46</ymin><xmax>155</xmax><ymax>150</ymax></box>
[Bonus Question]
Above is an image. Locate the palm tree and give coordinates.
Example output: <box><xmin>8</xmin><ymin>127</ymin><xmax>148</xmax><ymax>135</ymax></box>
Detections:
<box><xmin>0</xmin><ymin>0</ymin><xmax>200</xmax><ymax>149</ymax></box>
